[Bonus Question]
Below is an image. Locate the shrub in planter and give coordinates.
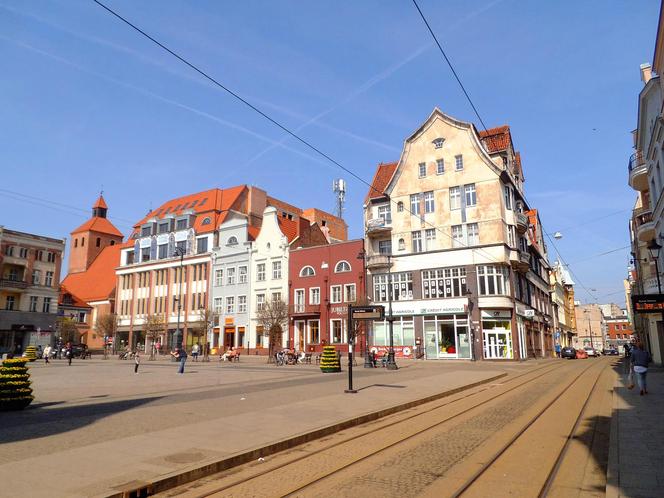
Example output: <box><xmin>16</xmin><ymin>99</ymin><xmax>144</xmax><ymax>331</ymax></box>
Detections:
<box><xmin>319</xmin><ymin>345</ymin><xmax>341</xmax><ymax>373</ymax></box>
<box><xmin>0</xmin><ymin>358</ymin><xmax>33</xmax><ymax>411</ymax></box>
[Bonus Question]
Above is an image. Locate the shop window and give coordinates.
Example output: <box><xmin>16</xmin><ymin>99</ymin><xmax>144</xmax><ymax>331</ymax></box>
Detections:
<box><xmin>308</xmin><ymin>320</ymin><xmax>320</xmax><ymax>343</ymax></box>
<box><xmin>373</xmin><ymin>272</ymin><xmax>412</xmax><ymax>302</ymax></box>
<box><xmin>331</xmin><ymin>319</ymin><xmax>344</xmax><ymax>343</ymax></box>
<box><xmin>422</xmin><ymin>267</ymin><xmax>467</xmax><ymax>298</ymax></box>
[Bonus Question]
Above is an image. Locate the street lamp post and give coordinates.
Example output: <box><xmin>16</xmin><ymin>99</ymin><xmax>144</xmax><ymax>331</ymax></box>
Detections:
<box><xmin>647</xmin><ymin>239</ymin><xmax>662</xmax><ymax>294</ymax></box>
<box><xmin>174</xmin><ymin>247</ymin><xmax>185</xmax><ymax>350</ymax></box>
<box><xmin>584</xmin><ymin>309</ymin><xmax>594</xmax><ymax>351</ymax></box>
<box><xmin>386</xmin><ymin>253</ymin><xmax>398</xmax><ymax>370</ymax></box>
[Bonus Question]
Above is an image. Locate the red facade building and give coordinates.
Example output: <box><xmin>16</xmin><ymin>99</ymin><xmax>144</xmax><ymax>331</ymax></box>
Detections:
<box><xmin>288</xmin><ymin>240</ymin><xmax>366</xmax><ymax>354</ymax></box>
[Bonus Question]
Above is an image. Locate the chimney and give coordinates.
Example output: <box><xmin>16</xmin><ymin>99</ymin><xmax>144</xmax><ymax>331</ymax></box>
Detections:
<box><xmin>640</xmin><ymin>63</ymin><xmax>653</xmax><ymax>84</ymax></box>
<box><xmin>247</xmin><ymin>186</ymin><xmax>267</xmax><ymax>226</ymax></box>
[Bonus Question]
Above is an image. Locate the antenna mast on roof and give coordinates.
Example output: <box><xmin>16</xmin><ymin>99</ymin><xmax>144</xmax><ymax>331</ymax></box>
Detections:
<box><xmin>332</xmin><ymin>179</ymin><xmax>346</xmax><ymax>219</ymax></box>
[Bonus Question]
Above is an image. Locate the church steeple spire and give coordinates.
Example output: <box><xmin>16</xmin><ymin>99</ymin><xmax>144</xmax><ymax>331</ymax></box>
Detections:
<box><xmin>92</xmin><ymin>194</ymin><xmax>108</xmax><ymax>218</ymax></box>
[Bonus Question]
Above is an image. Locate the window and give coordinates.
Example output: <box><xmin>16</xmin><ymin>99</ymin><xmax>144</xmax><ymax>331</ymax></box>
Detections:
<box><xmin>378</xmin><ymin>240</ymin><xmax>392</xmax><ymax>254</ymax></box>
<box><xmin>418</xmin><ymin>162</ymin><xmax>427</xmax><ymax>178</ymax></box>
<box><xmin>345</xmin><ymin>284</ymin><xmax>356</xmax><ymax>302</ymax></box>
<box><xmin>176</xmin><ymin>219</ymin><xmax>187</xmax><ymax>231</ymax></box>
<box><xmin>238</xmin><ymin>295</ymin><xmax>247</xmax><ymax>313</ymax></box>
<box><xmin>226</xmin><ymin>296</ymin><xmax>235</xmax><ymax>314</ymax></box>
<box><xmin>373</xmin><ymin>272</ymin><xmax>413</xmax><ymax>302</ymax></box>
<box><xmin>310</xmin><ymin>287</ymin><xmax>320</xmax><ymax>304</ymax></box>
<box><xmin>377</xmin><ymin>205</ymin><xmax>391</xmax><ymax>223</ymax></box>
<box><xmin>507</xmin><ymin>225</ymin><xmax>516</xmax><ymax>248</ymax></box>
<box><xmin>29</xmin><ymin>296</ymin><xmax>38</xmax><ymax>312</ymax></box>
<box><xmin>201</xmin><ymin>217</ymin><xmax>211</xmax><ymax>226</ymax></box>
<box><xmin>272</xmin><ymin>261</ymin><xmax>282</xmax><ymax>279</ymax></box>
<box><xmin>449</xmin><ymin>187</ymin><xmax>461</xmax><ymax>210</ymax></box>
<box><xmin>309</xmin><ymin>320</ymin><xmax>320</xmax><ymax>343</ymax></box>
<box><xmin>397</xmin><ymin>201</ymin><xmax>404</xmax><ymax>212</ymax></box>
<box><xmin>227</xmin><ymin>267</ymin><xmax>236</xmax><ymax>285</ymax></box>
<box><xmin>436</xmin><ymin>159</ymin><xmax>445</xmax><ymax>175</ymax></box>
<box><xmin>74</xmin><ymin>239</ymin><xmax>78</xmax><ymax>248</ymax></box>
<box><xmin>424</xmin><ymin>191</ymin><xmax>435</xmax><ymax>213</ymax></box>
<box><xmin>176</xmin><ymin>240</ymin><xmax>186</xmax><ymax>254</ymax></box>
<box><xmin>37</xmin><ymin>249</ymin><xmax>44</xmax><ymax>260</ymax></box>
<box><xmin>272</xmin><ymin>292</ymin><xmax>281</xmax><ymax>302</ymax></box>
<box><xmin>452</xmin><ymin>225</ymin><xmax>464</xmax><ymax>248</ymax></box>
<box><xmin>331</xmin><ymin>285</ymin><xmax>342</xmax><ymax>303</ymax></box>
<box><xmin>158</xmin><ymin>222</ymin><xmax>170</xmax><ymax>234</ymax></box>
<box><xmin>455</xmin><ymin>154</ymin><xmax>463</xmax><ymax>170</ymax></box>
<box><xmin>464</xmin><ymin>184</ymin><xmax>477</xmax><ymax>207</ymax></box>
<box><xmin>141</xmin><ymin>247</ymin><xmax>151</xmax><ymax>262</ymax></box>
<box><xmin>433</xmin><ymin>137</ymin><xmax>445</xmax><ymax>149</ymax></box>
<box><xmin>412</xmin><ymin>231</ymin><xmax>423</xmax><ymax>253</ymax></box>
<box><xmin>425</xmin><ymin>228</ymin><xmax>436</xmax><ymax>249</ymax></box>
<box><xmin>5</xmin><ymin>296</ymin><xmax>15</xmax><ymax>311</ymax></box>
<box><xmin>256</xmin><ymin>294</ymin><xmax>265</xmax><ymax>311</ymax></box>
<box><xmin>45</xmin><ymin>271</ymin><xmax>54</xmax><ymax>287</ymax></box>
<box><xmin>32</xmin><ymin>270</ymin><xmax>40</xmax><ymax>285</ymax></box>
<box><xmin>215</xmin><ymin>269</ymin><xmax>223</xmax><ymax>286</ymax></box>
<box><xmin>331</xmin><ymin>319</ymin><xmax>344</xmax><ymax>343</ymax></box>
<box><xmin>47</xmin><ymin>251</ymin><xmax>56</xmax><ymax>262</ymax></box>
<box><xmin>141</xmin><ymin>226</ymin><xmax>152</xmax><ymax>237</ymax></box>
<box><xmin>238</xmin><ymin>266</ymin><xmax>248</xmax><ymax>283</ymax></box>
<box><xmin>95</xmin><ymin>237</ymin><xmax>101</xmax><ymax>248</ymax></box>
<box><xmin>467</xmin><ymin>223</ymin><xmax>479</xmax><ymax>245</ymax></box>
<box><xmin>335</xmin><ymin>261</ymin><xmax>351</xmax><ymax>273</ymax></box>
<box><xmin>42</xmin><ymin>297</ymin><xmax>51</xmax><ymax>313</ymax></box>
<box><xmin>257</xmin><ymin>263</ymin><xmax>266</xmax><ymax>281</ymax></box>
<box><xmin>410</xmin><ymin>194</ymin><xmax>421</xmax><ymax>215</ymax></box>
<box><xmin>398</xmin><ymin>238</ymin><xmax>405</xmax><ymax>251</ymax></box>
<box><xmin>299</xmin><ymin>266</ymin><xmax>315</xmax><ymax>277</ymax></box>
<box><xmin>158</xmin><ymin>244</ymin><xmax>168</xmax><ymax>259</ymax></box>
<box><xmin>196</xmin><ymin>238</ymin><xmax>208</xmax><ymax>254</ymax></box>
<box><xmin>477</xmin><ymin>265</ymin><xmax>510</xmax><ymax>296</ymax></box>
<box><xmin>422</xmin><ymin>267</ymin><xmax>467</xmax><ymax>298</ymax></box>
<box><xmin>504</xmin><ymin>186</ymin><xmax>512</xmax><ymax>210</ymax></box>
<box><xmin>227</xmin><ymin>236</ymin><xmax>238</xmax><ymax>246</ymax></box>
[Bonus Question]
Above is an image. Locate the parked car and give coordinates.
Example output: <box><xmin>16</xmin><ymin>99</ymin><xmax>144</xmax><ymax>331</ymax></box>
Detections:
<box><xmin>561</xmin><ymin>347</ymin><xmax>576</xmax><ymax>359</ymax></box>
<box><xmin>602</xmin><ymin>347</ymin><xmax>619</xmax><ymax>356</ymax></box>
<box><xmin>576</xmin><ymin>349</ymin><xmax>589</xmax><ymax>359</ymax></box>
<box><xmin>70</xmin><ymin>344</ymin><xmax>90</xmax><ymax>359</ymax></box>
<box><xmin>584</xmin><ymin>347</ymin><xmax>598</xmax><ymax>357</ymax></box>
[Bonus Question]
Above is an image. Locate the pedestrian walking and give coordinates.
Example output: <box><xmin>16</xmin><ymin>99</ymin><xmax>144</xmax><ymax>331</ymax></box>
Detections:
<box><xmin>630</xmin><ymin>340</ymin><xmax>652</xmax><ymax>395</ymax></box>
<box><xmin>172</xmin><ymin>347</ymin><xmax>187</xmax><ymax>374</ymax></box>
<box><xmin>204</xmin><ymin>342</ymin><xmax>210</xmax><ymax>362</ymax></box>
<box><xmin>134</xmin><ymin>351</ymin><xmax>140</xmax><ymax>374</ymax></box>
<box><xmin>555</xmin><ymin>343</ymin><xmax>561</xmax><ymax>358</ymax></box>
<box><xmin>66</xmin><ymin>346</ymin><xmax>73</xmax><ymax>366</ymax></box>
<box><xmin>43</xmin><ymin>345</ymin><xmax>51</xmax><ymax>364</ymax></box>
<box><xmin>192</xmin><ymin>343</ymin><xmax>200</xmax><ymax>362</ymax></box>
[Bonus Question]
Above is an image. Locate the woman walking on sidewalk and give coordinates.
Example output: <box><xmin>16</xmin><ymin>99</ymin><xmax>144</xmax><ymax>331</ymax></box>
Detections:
<box><xmin>134</xmin><ymin>351</ymin><xmax>140</xmax><ymax>374</ymax></box>
<box><xmin>630</xmin><ymin>340</ymin><xmax>652</xmax><ymax>395</ymax></box>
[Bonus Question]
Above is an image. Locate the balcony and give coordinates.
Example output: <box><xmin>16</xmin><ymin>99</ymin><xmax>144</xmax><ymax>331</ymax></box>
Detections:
<box><xmin>516</xmin><ymin>212</ymin><xmax>529</xmax><ymax>234</ymax></box>
<box><xmin>366</xmin><ymin>217</ymin><xmax>392</xmax><ymax>236</ymax></box>
<box><xmin>289</xmin><ymin>304</ymin><xmax>321</xmax><ymax>316</ymax></box>
<box><xmin>366</xmin><ymin>254</ymin><xmax>392</xmax><ymax>270</ymax></box>
<box><xmin>628</xmin><ymin>151</ymin><xmax>648</xmax><ymax>191</ymax></box>
<box><xmin>515</xmin><ymin>250</ymin><xmax>530</xmax><ymax>273</ymax></box>
<box><xmin>0</xmin><ymin>278</ymin><xmax>29</xmax><ymax>291</ymax></box>
<box><xmin>634</xmin><ymin>208</ymin><xmax>656</xmax><ymax>242</ymax></box>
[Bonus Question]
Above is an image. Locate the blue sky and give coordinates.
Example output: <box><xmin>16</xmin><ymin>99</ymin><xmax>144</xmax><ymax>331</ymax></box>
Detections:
<box><xmin>0</xmin><ymin>0</ymin><xmax>659</xmax><ymax>304</ymax></box>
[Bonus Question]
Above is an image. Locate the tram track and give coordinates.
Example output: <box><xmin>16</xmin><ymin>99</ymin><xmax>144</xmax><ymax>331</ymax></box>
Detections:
<box><xmin>160</xmin><ymin>361</ymin><xmax>569</xmax><ymax>498</ymax></box>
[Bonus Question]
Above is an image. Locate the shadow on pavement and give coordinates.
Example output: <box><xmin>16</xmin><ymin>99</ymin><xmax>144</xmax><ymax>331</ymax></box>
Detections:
<box><xmin>0</xmin><ymin>396</ymin><xmax>163</xmax><ymax>444</ymax></box>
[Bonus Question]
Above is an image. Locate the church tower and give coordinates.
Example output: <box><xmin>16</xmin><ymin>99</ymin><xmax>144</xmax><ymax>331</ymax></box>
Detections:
<box><xmin>68</xmin><ymin>194</ymin><xmax>123</xmax><ymax>274</ymax></box>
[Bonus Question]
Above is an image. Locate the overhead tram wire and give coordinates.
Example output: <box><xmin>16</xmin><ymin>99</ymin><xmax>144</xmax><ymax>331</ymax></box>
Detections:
<box><xmin>90</xmin><ymin>0</ymin><xmax>508</xmax><ymax>267</ymax></box>
<box><xmin>410</xmin><ymin>0</ymin><xmax>603</xmax><ymax>303</ymax></box>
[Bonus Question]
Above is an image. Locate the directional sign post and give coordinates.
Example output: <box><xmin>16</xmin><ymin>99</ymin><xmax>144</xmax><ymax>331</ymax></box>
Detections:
<box><xmin>345</xmin><ymin>305</ymin><xmax>385</xmax><ymax>393</ymax></box>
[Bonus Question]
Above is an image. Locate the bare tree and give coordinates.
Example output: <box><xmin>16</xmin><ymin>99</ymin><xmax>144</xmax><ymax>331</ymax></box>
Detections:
<box><xmin>95</xmin><ymin>313</ymin><xmax>117</xmax><ymax>359</ymax></box>
<box><xmin>190</xmin><ymin>307</ymin><xmax>217</xmax><ymax>361</ymax></box>
<box><xmin>257</xmin><ymin>298</ymin><xmax>289</xmax><ymax>363</ymax></box>
<box><xmin>57</xmin><ymin>317</ymin><xmax>80</xmax><ymax>345</ymax></box>
<box><xmin>144</xmin><ymin>314</ymin><xmax>166</xmax><ymax>360</ymax></box>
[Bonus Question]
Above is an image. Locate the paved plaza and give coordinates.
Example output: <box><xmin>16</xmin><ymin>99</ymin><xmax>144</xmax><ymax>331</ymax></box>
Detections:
<box><xmin>2</xmin><ymin>355</ymin><xmax>523</xmax><ymax>498</ymax></box>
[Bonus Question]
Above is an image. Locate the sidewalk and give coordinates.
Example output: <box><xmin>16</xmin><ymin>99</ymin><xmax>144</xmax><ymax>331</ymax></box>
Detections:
<box><xmin>607</xmin><ymin>360</ymin><xmax>664</xmax><ymax>497</ymax></box>
<box><xmin>1</xmin><ymin>357</ymin><xmax>519</xmax><ymax>498</ymax></box>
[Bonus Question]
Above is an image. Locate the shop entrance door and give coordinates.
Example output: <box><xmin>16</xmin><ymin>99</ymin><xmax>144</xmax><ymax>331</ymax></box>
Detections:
<box><xmin>456</xmin><ymin>326</ymin><xmax>471</xmax><ymax>359</ymax></box>
<box><xmin>425</xmin><ymin>329</ymin><xmax>438</xmax><ymax>359</ymax></box>
<box><xmin>295</xmin><ymin>321</ymin><xmax>305</xmax><ymax>351</ymax></box>
<box><xmin>483</xmin><ymin>328</ymin><xmax>512</xmax><ymax>359</ymax></box>
<box><xmin>224</xmin><ymin>327</ymin><xmax>235</xmax><ymax>348</ymax></box>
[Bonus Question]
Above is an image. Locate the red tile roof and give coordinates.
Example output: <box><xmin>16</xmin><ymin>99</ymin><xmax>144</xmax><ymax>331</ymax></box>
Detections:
<box><xmin>247</xmin><ymin>225</ymin><xmax>260</xmax><ymax>241</ymax></box>
<box><xmin>61</xmin><ymin>244</ymin><xmax>122</xmax><ymax>303</ymax></box>
<box><xmin>479</xmin><ymin>125</ymin><xmax>512</xmax><ymax>153</ymax></box>
<box><xmin>71</xmin><ymin>217</ymin><xmax>124</xmax><ymax>238</ymax></box>
<box><xmin>93</xmin><ymin>195</ymin><xmax>108</xmax><ymax>210</ymax></box>
<box><xmin>365</xmin><ymin>162</ymin><xmax>398</xmax><ymax>202</ymax></box>
<box><xmin>278</xmin><ymin>217</ymin><xmax>300</xmax><ymax>243</ymax></box>
<box><xmin>131</xmin><ymin>186</ymin><xmax>247</xmax><ymax>237</ymax></box>
<box><xmin>59</xmin><ymin>285</ymin><xmax>92</xmax><ymax>309</ymax></box>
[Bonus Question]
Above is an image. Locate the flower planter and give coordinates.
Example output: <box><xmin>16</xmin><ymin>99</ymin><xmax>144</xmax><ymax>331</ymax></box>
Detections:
<box><xmin>0</xmin><ymin>358</ymin><xmax>33</xmax><ymax>411</ymax></box>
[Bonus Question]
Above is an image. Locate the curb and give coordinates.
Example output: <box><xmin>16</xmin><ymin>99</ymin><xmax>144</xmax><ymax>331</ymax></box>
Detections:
<box><xmin>605</xmin><ymin>360</ymin><xmax>624</xmax><ymax>498</ymax></box>
<box><xmin>106</xmin><ymin>372</ymin><xmax>507</xmax><ymax>498</ymax></box>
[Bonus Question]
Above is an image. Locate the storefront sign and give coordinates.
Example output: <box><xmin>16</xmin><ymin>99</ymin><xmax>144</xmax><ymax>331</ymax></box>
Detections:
<box><xmin>369</xmin><ymin>345</ymin><xmax>413</xmax><ymax>358</ymax></box>
<box><xmin>523</xmin><ymin>310</ymin><xmax>535</xmax><ymax>318</ymax></box>
<box><xmin>350</xmin><ymin>305</ymin><xmax>383</xmax><ymax>320</ymax></box>
<box><xmin>632</xmin><ymin>294</ymin><xmax>664</xmax><ymax>313</ymax></box>
<box><xmin>331</xmin><ymin>305</ymin><xmax>349</xmax><ymax>315</ymax></box>
<box><xmin>389</xmin><ymin>299</ymin><xmax>467</xmax><ymax>316</ymax></box>
<box><xmin>224</xmin><ymin>317</ymin><xmax>234</xmax><ymax>325</ymax></box>
<box><xmin>481</xmin><ymin>310</ymin><xmax>512</xmax><ymax>319</ymax></box>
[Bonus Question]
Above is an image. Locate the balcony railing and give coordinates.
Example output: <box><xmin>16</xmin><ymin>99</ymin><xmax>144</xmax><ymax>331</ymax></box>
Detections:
<box><xmin>289</xmin><ymin>303</ymin><xmax>321</xmax><ymax>315</ymax></box>
<box><xmin>366</xmin><ymin>254</ymin><xmax>392</xmax><ymax>269</ymax></box>
<box><xmin>634</xmin><ymin>208</ymin><xmax>653</xmax><ymax>228</ymax></box>
<box><xmin>628</xmin><ymin>151</ymin><xmax>645</xmax><ymax>172</ymax></box>
<box><xmin>366</xmin><ymin>217</ymin><xmax>392</xmax><ymax>234</ymax></box>
<box><xmin>516</xmin><ymin>212</ymin><xmax>529</xmax><ymax>234</ymax></box>
<box><xmin>0</xmin><ymin>278</ymin><xmax>29</xmax><ymax>289</ymax></box>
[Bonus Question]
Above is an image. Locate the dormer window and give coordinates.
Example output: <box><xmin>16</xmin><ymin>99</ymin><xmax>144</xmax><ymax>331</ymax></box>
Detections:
<box><xmin>201</xmin><ymin>217</ymin><xmax>211</xmax><ymax>225</ymax></box>
<box><xmin>141</xmin><ymin>226</ymin><xmax>152</xmax><ymax>237</ymax></box>
<box><xmin>227</xmin><ymin>236</ymin><xmax>238</xmax><ymax>246</ymax></box>
<box><xmin>432</xmin><ymin>138</ymin><xmax>445</xmax><ymax>149</ymax></box>
<box><xmin>176</xmin><ymin>218</ymin><xmax>188</xmax><ymax>231</ymax></box>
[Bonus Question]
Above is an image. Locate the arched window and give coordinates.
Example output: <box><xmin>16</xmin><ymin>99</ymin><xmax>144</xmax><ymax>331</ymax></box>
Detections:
<box><xmin>201</xmin><ymin>217</ymin><xmax>211</xmax><ymax>225</ymax></box>
<box><xmin>96</xmin><ymin>237</ymin><xmax>101</xmax><ymax>247</ymax></box>
<box><xmin>299</xmin><ymin>266</ymin><xmax>315</xmax><ymax>277</ymax></box>
<box><xmin>398</xmin><ymin>238</ymin><xmax>405</xmax><ymax>251</ymax></box>
<box><xmin>227</xmin><ymin>236</ymin><xmax>238</xmax><ymax>245</ymax></box>
<box><xmin>334</xmin><ymin>260</ymin><xmax>351</xmax><ymax>273</ymax></box>
<box><xmin>110</xmin><ymin>240</ymin><xmax>116</xmax><ymax>246</ymax></box>
<box><xmin>74</xmin><ymin>238</ymin><xmax>78</xmax><ymax>248</ymax></box>
<box><xmin>397</xmin><ymin>201</ymin><xmax>404</xmax><ymax>212</ymax></box>
<box><xmin>81</xmin><ymin>237</ymin><xmax>85</xmax><ymax>247</ymax></box>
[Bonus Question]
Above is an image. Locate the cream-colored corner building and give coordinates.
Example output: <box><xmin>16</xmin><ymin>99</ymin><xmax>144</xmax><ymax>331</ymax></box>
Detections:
<box><xmin>550</xmin><ymin>262</ymin><xmax>577</xmax><ymax>347</ymax></box>
<box><xmin>363</xmin><ymin>108</ymin><xmax>554</xmax><ymax>361</ymax></box>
